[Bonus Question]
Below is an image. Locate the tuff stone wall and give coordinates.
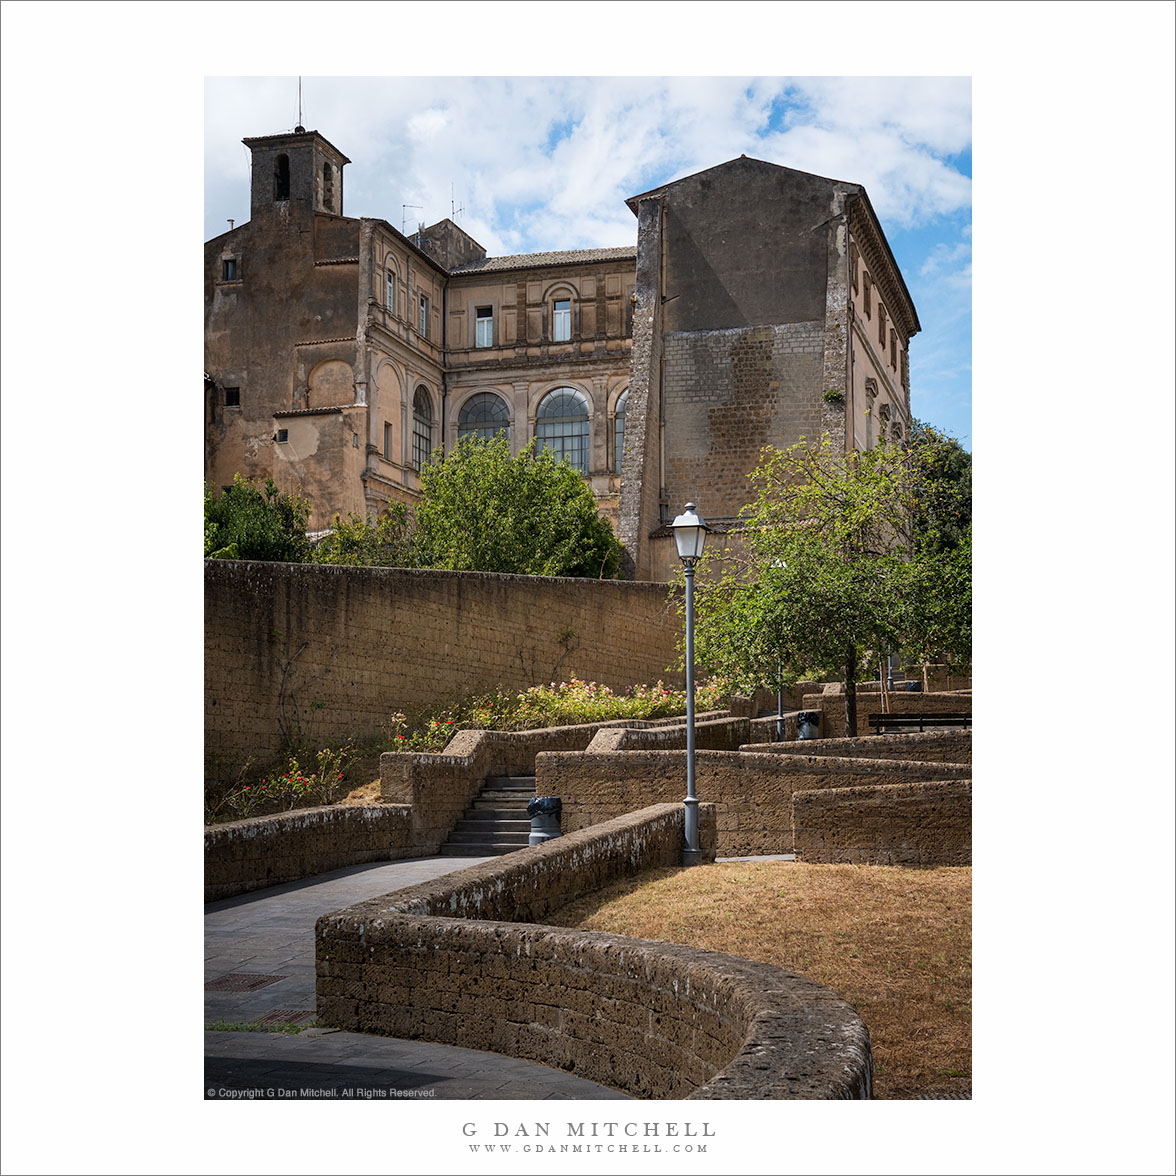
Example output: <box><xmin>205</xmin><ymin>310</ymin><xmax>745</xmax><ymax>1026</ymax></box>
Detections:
<box><xmin>205</xmin><ymin>561</ymin><xmax>682</xmax><ymax>774</ymax></box>
<box><xmin>539</xmin><ymin>749</ymin><xmax>970</xmax><ymax>857</ymax></box>
<box><xmin>761</xmin><ymin>729</ymin><xmax>972</xmax><ymax>764</ymax></box>
<box><xmin>316</xmin><ymin>803</ymin><xmax>871</xmax><ymax>1099</ymax></box>
<box><xmin>792</xmin><ymin>780</ymin><xmax>972</xmax><ymax>866</ymax></box>
<box><xmin>661</xmin><ymin>323</ymin><xmax>825</xmax><ymax>523</ymax></box>
<box><xmin>379</xmin><ymin>713</ymin><xmax>725</xmax><ymax>852</ymax></box>
<box><xmin>584</xmin><ymin>715</ymin><xmax>749</xmax><ymax>753</ymax></box>
<box><xmin>806</xmin><ymin>690</ymin><xmax>972</xmax><ymax>738</ymax></box>
<box><xmin>204</xmin><ymin>804</ymin><xmax>415</xmax><ymax>902</ymax></box>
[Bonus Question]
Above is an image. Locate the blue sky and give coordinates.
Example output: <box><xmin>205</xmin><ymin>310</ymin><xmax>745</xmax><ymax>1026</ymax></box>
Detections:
<box><xmin>205</xmin><ymin>76</ymin><xmax>973</xmax><ymax>449</ymax></box>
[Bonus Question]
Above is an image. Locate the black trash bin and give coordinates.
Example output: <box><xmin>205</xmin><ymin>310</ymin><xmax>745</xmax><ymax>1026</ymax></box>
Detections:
<box><xmin>796</xmin><ymin>711</ymin><xmax>820</xmax><ymax>740</ymax></box>
<box><xmin>527</xmin><ymin>796</ymin><xmax>562</xmax><ymax>845</ymax></box>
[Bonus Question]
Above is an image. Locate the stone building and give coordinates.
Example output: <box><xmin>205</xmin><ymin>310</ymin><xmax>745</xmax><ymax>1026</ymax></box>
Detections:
<box><xmin>205</xmin><ymin>129</ymin><xmax>917</xmax><ymax>580</ymax></box>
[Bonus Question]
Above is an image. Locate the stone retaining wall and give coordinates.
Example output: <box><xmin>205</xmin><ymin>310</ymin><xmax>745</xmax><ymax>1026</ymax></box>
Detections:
<box><xmin>539</xmin><ymin>749</ymin><xmax>969</xmax><ymax>856</ymax></box>
<box><xmin>792</xmin><ymin>780</ymin><xmax>972</xmax><ymax>865</ymax></box>
<box><xmin>758</xmin><ymin>729</ymin><xmax>972</xmax><ymax>764</ymax></box>
<box><xmin>315</xmin><ymin>803</ymin><xmax>871</xmax><ymax>1099</ymax></box>
<box><xmin>379</xmin><ymin>713</ymin><xmax>725</xmax><ymax>852</ymax></box>
<box><xmin>585</xmin><ymin>716</ymin><xmax>750</xmax><ymax>753</ymax></box>
<box><xmin>204</xmin><ymin>804</ymin><xmax>416</xmax><ymax>902</ymax></box>
<box><xmin>206</xmin><ymin>560</ymin><xmax>684</xmax><ymax>774</ymax></box>
<box><xmin>805</xmin><ymin>690</ymin><xmax>972</xmax><ymax>738</ymax></box>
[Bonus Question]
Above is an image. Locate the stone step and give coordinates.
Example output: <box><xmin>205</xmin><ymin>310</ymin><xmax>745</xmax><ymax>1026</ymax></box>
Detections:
<box><xmin>471</xmin><ymin>799</ymin><xmax>531</xmax><ymax>813</ymax></box>
<box><xmin>440</xmin><ymin>842</ymin><xmax>530</xmax><ymax>857</ymax></box>
<box><xmin>448</xmin><ymin>825</ymin><xmax>531</xmax><ymax>842</ymax></box>
<box><xmin>483</xmin><ymin>776</ymin><xmax>536</xmax><ymax>790</ymax></box>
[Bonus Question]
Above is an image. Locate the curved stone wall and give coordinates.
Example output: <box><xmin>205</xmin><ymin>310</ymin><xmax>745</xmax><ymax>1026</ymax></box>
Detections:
<box><xmin>315</xmin><ymin>803</ymin><xmax>872</xmax><ymax>1099</ymax></box>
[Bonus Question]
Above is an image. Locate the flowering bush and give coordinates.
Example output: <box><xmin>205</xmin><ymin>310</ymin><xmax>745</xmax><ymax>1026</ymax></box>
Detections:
<box><xmin>384</xmin><ymin>677</ymin><xmax>731</xmax><ymax>753</ymax></box>
<box><xmin>207</xmin><ymin>746</ymin><xmax>352</xmax><ymax>822</ymax></box>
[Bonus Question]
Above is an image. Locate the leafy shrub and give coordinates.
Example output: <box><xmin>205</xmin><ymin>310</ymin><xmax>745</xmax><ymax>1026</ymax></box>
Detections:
<box><xmin>385</xmin><ymin>677</ymin><xmax>731</xmax><ymax>753</ymax></box>
<box><xmin>204</xmin><ymin>475</ymin><xmax>310</xmax><ymax>563</ymax></box>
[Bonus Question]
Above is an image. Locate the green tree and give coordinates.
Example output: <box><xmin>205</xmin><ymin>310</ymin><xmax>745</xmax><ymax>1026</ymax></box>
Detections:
<box><xmin>412</xmin><ymin>434</ymin><xmax>623</xmax><ymax>578</ymax></box>
<box><xmin>310</xmin><ymin>501</ymin><xmax>416</xmax><ymax>567</ymax></box>
<box><xmin>909</xmin><ymin>419</ymin><xmax>971</xmax><ymax>555</ymax></box>
<box><xmin>691</xmin><ymin>434</ymin><xmax>969</xmax><ymax>735</ymax></box>
<box><xmin>204</xmin><ymin>475</ymin><xmax>310</xmax><ymax>562</ymax></box>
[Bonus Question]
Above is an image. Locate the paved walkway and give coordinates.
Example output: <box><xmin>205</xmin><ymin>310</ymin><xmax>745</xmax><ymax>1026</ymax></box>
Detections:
<box><xmin>205</xmin><ymin>857</ymin><xmax>627</xmax><ymax>1100</ymax></box>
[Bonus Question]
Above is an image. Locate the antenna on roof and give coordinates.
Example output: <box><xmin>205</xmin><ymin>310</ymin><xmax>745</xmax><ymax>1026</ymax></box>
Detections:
<box><xmin>296</xmin><ymin>77</ymin><xmax>304</xmax><ymax>133</ymax></box>
<box><xmin>451</xmin><ymin>183</ymin><xmax>463</xmax><ymax>224</ymax></box>
<box><xmin>402</xmin><ymin>204</ymin><xmax>423</xmax><ymax>235</ymax></box>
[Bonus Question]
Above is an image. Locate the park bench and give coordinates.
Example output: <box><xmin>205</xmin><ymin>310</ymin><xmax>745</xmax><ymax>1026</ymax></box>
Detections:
<box><xmin>867</xmin><ymin>713</ymin><xmax>971</xmax><ymax>734</ymax></box>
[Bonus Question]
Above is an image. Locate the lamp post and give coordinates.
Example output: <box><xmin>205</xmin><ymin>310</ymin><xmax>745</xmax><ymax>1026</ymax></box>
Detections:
<box><xmin>771</xmin><ymin>559</ymin><xmax>787</xmax><ymax>742</ymax></box>
<box><xmin>671</xmin><ymin>502</ymin><xmax>708</xmax><ymax>867</ymax></box>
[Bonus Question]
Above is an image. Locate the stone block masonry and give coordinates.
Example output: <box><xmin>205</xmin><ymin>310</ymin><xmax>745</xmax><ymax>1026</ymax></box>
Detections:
<box><xmin>205</xmin><ymin>561</ymin><xmax>683</xmax><ymax>775</ymax></box>
<box><xmin>661</xmin><ymin>323</ymin><xmax>825</xmax><ymax>522</ymax></box>
<box><xmin>805</xmin><ymin>690</ymin><xmax>972</xmax><ymax>738</ymax></box>
<box><xmin>204</xmin><ymin>804</ymin><xmax>416</xmax><ymax>902</ymax></box>
<box><xmin>792</xmin><ymin>780</ymin><xmax>972</xmax><ymax>866</ymax></box>
<box><xmin>538</xmin><ymin>748</ymin><xmax>970</xmax><ymax>857</ymax></box>
<box><xmin>316</xmin><ymin>803</ymin><xmax>871</xmax><ymax>1099</ymax></box>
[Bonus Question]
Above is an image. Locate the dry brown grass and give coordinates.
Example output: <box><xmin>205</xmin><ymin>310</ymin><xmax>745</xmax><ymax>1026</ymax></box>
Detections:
<box><xmin>545</xmin><ymin>861</ymin><xmax>971</xmax><ymax>1100</ymax></box>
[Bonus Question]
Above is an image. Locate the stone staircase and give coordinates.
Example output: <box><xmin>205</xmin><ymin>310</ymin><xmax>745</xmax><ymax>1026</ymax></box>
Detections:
<box><xmin>440</xmin><ymin>775</ymin><xmax>535</xmax><ymax>857</ymax></box>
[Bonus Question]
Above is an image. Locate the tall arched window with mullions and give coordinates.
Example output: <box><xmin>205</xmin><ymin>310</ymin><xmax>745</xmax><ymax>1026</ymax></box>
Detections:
<box><xmin>412</xmin><ymin>387</ymin><xmax>434</xmax><ymax>470</ymax></box>
<box><xmin>613</xmin><ymin>389</ymin><xmax>628</xmax><ymax>473</ymax></box>
<box><xmin>457</xmin><ymin>393</ymin><xmax>510</xmax><ymax>444</ymax></box>
<box><xmin>536</xmin><ymin>387</ymin><xmax>589</xmax><ymax>474</ymax></box>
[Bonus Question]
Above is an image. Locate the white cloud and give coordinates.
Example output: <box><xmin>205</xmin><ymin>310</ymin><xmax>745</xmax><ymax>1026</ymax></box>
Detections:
<box><xmin>205</xmin><ymin>76</ymin><xmax>972</xmax><ymax>249</ymax></box>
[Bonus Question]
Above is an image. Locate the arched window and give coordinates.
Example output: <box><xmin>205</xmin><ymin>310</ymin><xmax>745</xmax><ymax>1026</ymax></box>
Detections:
<box><xmin>458</xmin><ymin>393</ymin><xmax>510</xmax><ymax>444</ymax></box>
<box><xmin>536</xmin><ymin>387</ymin><xmax>589</xmax><ymax>474</ymax></box>
<box><xmin>274</xmin><ymin>154</ymin><xmax>290</xmax><ymax>201</ymax></box>
<box><xmin>613</xmin><ymin>389</ymin><xmax>628</xmax><ymax>472</ymax></box>
<box><xmin>322</xmin><ymin>163</ymin><xmax>333</xmax><ymax>212</ymax></box>
<box><xmin>412</xmin><ymin>387</ymin><xmax>434</xmax><ymax>471</ymax></box>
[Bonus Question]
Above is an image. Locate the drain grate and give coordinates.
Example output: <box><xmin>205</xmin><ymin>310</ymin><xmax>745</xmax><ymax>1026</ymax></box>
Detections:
<box><xmin>205</xmin><ymin>972</ymin><xmax>288</xmax><ymax>992</ymax></box>
<box><xmin>912</xmin><ymin>1090</ymin><xmax>971</xmax><ymax>1100</ymax></box>
<box><xmin>255</xmin><ymin>1009</ymin><xmax>314</xmax><ymax>1026</ymax></box>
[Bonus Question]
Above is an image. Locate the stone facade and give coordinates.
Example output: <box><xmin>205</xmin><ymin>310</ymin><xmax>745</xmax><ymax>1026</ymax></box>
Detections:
<box><xmin>206</xmin><ymin>129</ymin><xmax>918</xmax><ymax>578</ymax></box>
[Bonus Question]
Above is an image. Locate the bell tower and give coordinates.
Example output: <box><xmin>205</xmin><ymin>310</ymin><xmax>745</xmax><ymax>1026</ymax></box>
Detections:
<box><xmin>242</xmin><ymin>128</ymin><xmax>350</xmax><ymax>223</ymax></box>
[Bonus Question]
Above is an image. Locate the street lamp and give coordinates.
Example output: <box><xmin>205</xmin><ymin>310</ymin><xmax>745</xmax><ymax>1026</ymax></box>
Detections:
<box><xmin>671</xmin><ymin>502</ymin><xmax>708</xmax><ymax>867</ymax></box>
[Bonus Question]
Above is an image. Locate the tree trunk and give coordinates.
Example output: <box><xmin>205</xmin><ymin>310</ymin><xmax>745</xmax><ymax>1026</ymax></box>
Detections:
<box><xmin>845</xmin><ymin>644</ymin><xmax>858</xmax><ymax>737</ymax></box>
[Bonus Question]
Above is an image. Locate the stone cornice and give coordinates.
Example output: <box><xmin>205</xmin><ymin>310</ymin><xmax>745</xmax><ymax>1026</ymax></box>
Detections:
<box><xmin>848</xmin><ymin>193</ymin><xmax>920</xmax><ymax>341</ymax></box>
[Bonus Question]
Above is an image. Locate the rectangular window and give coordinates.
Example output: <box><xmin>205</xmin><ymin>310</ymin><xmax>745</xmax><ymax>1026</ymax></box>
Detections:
<box><xmin>475</xmin><ymin>306</ymin><xmax>493</xmax><ymax>348</ymax></box>
<box><xmin>383</xmin><ymin>422</ymin><xmax>393</xmax><ymax>461</ymax></box>
<box><xmin>890</xmin><ymin>330</ymin><xmax>897</xmax><ymax>369</ymax></box>
<box><xmin>863</xmin><ymin>275</ymin><xmax>871</xmax><ymax>317</ymax></box>
<box><xmin>276</xmin><ymin>428</ymin><xmax>288</xmax><ymax>444</ymax></box>
<box><xmin>849</xmin><ymin>245</ymin><xmax>859</xmax><ymax>293</ymax></box>
<box><xmin>552</xmin><ymin>298</ymin><xmax>571</xmax><ymax>342</ymax></box>
<box><xmin>385</xmin><ymin>272</ymin><xmax>396</xmax><ymax>313</ymax></box>
<box><xmin>224</xmin><ymin>386</ymin><xmax>240</xmax><ymax>408</ymax></box>
<box><xmin>878</xmin><ymin>305</ymin><xmax>886</xmax><ymax>345</ymax></box>
<box><xmin>418</xmin><ymin>295</ymin><xmax>429</xmax><ymax>338</ymax></box>
<box><xmin>222</xmin><ymin>258</ymin><xmax>238</xmax><ymax>281</ymax></box>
